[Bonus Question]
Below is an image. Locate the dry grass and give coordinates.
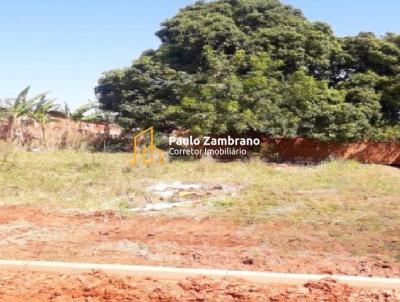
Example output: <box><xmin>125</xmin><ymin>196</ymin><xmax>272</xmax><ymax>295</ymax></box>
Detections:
<box><xmin>1</xmin><ymin>143</ymin><xmax>400</xmax><ymax>259</ymax></box>
<box><xmin>1</xmin><ymin>143</ymin><xmax>399</xmax><ymax>215</ymax></box>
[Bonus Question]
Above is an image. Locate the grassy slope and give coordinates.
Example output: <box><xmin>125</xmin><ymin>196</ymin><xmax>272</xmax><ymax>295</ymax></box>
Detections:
<box><xmin>1</xmin><ymin>145</ymin><xmax>399</xmax><ymax>260</ymax></box>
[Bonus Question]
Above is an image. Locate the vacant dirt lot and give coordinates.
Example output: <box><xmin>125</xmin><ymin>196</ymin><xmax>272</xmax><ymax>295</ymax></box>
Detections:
<box><xmin>1</xmin><ymin>151</ymin><xmax>400</xmax><ymax>261</ymax></box>
<box><xmin>0</xmin><ymin>150</ymin><xmax>399</xmax><ymax>300</ymax></box>
<box><xmin>0</xmin><ymin>206</ymin><xmax>399</xmax><ymax>277</ymax></box>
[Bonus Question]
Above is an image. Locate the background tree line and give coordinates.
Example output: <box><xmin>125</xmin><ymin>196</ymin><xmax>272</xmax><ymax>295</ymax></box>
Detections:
<box><xmin>96</xmin><ymin>0</ymin><xmax>400</xmax><ymax>141</ymax></box>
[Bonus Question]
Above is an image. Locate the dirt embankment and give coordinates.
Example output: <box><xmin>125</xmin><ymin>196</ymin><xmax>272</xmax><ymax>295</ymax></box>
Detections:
<box><xmin>264</xmin><ymin>137</ymin><xmax>400</xmax><ymax>165</ymax></box>
<box><xmin>0</xmin><ymin>270</ymin><xmax>398</xmax><ymax>302</ymax></box>
<box><xmin>0</xmin><ymin>206</ymin><xmax>399</xmax><ymax>301</ymax></box>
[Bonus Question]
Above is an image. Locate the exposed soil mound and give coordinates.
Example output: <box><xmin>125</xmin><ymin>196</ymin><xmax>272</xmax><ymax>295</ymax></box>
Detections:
<box><xmin>0</xmin><ymin>270</ymin><xmax>398</xmax><ymax>302</ymax></box>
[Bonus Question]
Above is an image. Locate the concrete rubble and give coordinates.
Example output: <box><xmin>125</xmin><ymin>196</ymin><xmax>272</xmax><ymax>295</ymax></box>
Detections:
<box><xmin>130</xmin><ymin>181</ymin><xmax>234</xmax><ymax>212</ymax></box>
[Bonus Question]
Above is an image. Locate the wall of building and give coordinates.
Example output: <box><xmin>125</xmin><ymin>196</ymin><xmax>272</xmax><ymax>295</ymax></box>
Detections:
<box><xmin>0</xmin><ymin>117</ymin><xmax>123</xmax><ymax>149</ymax></box>
<box><xmin>2</xmin><ymin>118</ymin><xmax>399</xmax><ymax>165</ymax></box>
<box><xmin>265</xmin><ymin>137</ymin><xmax>400</xmax><ymax>165</ymax></box>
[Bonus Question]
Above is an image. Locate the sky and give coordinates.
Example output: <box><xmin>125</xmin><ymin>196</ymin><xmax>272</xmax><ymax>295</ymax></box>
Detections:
<box><xmin>0</xmin><ymin>0</ymin><xmax>399</xmax><ymax>109</ymax></box>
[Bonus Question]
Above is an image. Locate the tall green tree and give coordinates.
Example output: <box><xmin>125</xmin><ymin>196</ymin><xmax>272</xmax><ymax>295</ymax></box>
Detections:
<box><xmin>96</xmin><ymin>0</ymin><xmax>400</xmax><ymax>141</ymax></box>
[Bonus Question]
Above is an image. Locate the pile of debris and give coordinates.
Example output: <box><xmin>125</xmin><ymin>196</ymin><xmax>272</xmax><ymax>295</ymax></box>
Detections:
<box><xmin>131</xmin><ymin>181</ymin><xmax>234</xmax><ymax>212</ymax></box>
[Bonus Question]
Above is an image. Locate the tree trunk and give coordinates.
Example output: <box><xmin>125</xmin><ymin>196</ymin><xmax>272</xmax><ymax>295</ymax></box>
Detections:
<box><xmin>60</xmin><ymin>119</ymin><xmax>70</xmax><ymax>149</ymax></box>
<box><xmin>7</xmin><ymin>116</ymin><xmax>14</xmax><ymax>141</ymax></box>
<box><xmin>103</xmin><ymin>115</ymin><xmax>110</xmax><ymax>151</ymax></box>
<box><xmin>41</xmin><ymin>124</ymin><xmax>47</xmax><ymax>149</ymax></box>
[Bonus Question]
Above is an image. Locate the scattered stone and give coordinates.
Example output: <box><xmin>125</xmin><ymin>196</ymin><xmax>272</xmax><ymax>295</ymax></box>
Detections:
<box><xmin>130</xmin><ymin>181</ymin><xmax>236</xmax><ymax>212</ymax></box>
<box><xmin>242</xmin><ymin>257</ymin><xmax>255</xmax><ymax>265</ymax></box>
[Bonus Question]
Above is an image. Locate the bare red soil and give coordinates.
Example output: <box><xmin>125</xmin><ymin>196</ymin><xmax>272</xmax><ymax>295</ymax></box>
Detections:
<box><xmin>0</xmin><ymin>205</ymin><xmax>399</xmax><ymax>301</ymax></box>
<box><xmin>0</xmin><ymin>270</ymin><xmax>398</xmax><ymax>302</ymax></box>
<box><xmin>0</xmin><ymin>206</ymin><xmax>398</xmax><ymax>277</ymax></box>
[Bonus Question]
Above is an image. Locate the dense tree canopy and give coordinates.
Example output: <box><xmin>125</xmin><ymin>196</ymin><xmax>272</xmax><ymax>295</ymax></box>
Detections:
<box><xmin>96</xmin><ymin>0</ymin><xmax>400</xmax><ymax>141</ymax></box>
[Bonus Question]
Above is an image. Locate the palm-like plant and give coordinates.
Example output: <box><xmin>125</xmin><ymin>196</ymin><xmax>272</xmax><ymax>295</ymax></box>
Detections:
<box><xmin>62</xmin><ymin>102</ymin><xmax>72</xmax><ymax>119</ymax></box>
<box><xmin>60</xmin><ymin>100</ymin><xmax>114</xmax><ymax>124</ymax></box>
<box><xmin>69</xmin><ymin>101</ymin><xmax>99</xmax><ymax>121</ymax></box>
<box><xmin>80</xmin><ymin>102</ymin><xmax>116</xmax><ymax>143</ymax></box>
<box><xmin>31</xmin><ymin>97</ymin><xmax>59</xmax><ymax>148</ymax></box>
<box><xmin>0</xmin><ymin>86</ymin><xmax>45</xmax><ymax>141</ymax></box>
